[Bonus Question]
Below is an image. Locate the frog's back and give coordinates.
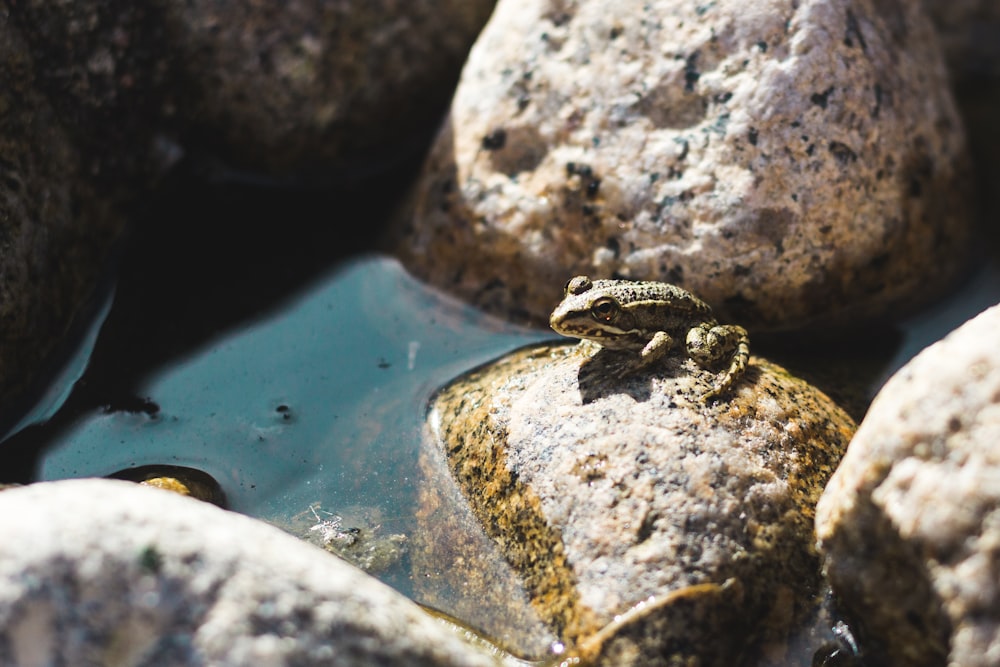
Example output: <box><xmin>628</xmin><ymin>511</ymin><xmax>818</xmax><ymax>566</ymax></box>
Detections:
<box><xmin>593</xmin><ymin>279</ymin><xmax>713</xmax><ymax>314</ymax></box>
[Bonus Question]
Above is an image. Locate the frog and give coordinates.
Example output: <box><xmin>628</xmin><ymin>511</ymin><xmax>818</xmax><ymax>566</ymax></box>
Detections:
<box><xmin>549</xmin><ymin>275</ymin><xmax>750</xmax><ymax>400</ymax></box>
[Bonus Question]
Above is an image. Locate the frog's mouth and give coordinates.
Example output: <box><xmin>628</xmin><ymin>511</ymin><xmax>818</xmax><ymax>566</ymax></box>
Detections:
<box><xmin>550</xmin><ymin>318</ymin><xmax>633</xmax><ymax>343</ymax></box>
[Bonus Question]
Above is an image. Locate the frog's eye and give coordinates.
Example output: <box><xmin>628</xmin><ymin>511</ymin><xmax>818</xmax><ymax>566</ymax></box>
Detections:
<box><xmin>590</xmin><ymin>296</ymin><xmax>619</xmax><ymax>322</ymax></box>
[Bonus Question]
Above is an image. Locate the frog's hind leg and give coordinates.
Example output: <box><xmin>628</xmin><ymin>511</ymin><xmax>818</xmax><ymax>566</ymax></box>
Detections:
<box><xmin>686</xmin><ymin>324</ymin><xmax>750</xmax><ymax>399</ymax></box>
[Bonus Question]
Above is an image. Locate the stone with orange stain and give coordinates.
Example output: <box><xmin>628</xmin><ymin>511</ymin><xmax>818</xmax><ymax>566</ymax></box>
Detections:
<box><xmin>415</xmin><ymin>341</ymin><xmax>855</xmax><ymax>665</ymax></box>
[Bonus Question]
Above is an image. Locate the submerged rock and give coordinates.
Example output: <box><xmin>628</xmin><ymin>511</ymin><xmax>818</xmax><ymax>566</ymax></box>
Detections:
<box><xmin>285</xmin><ymin>503</ymin><xmax>409</xmax><ymax>575</ymax></box>
<box><xmin>390</xmin><ymin>0</ymin><xmax>972</xmax><ymax>331</ymax></box>
<box><xmin>108</xmin><ymin>465</ymin><xmax>228</xmax><ymax>507</ymax></box>
<box><xmin>416</xmin><ymin>342</ymin><xmax>856</xmax><ymax>664</ymax></box>
<box><xmin>0</xmin><ymin>479</ymin><xmax>499</xmax><ymax>667</ymax></box>
<box><xmin>816</xmin><ymin>303</ymin><xmax>1000</xmax><ymax>667</ymax></box>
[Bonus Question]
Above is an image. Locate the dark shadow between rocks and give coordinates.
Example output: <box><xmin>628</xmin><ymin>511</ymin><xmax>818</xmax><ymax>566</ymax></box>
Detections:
<box><xmin>0</xmin><ymin>149</ymin><xmax>427</xmax><ymax>484</ymax></box>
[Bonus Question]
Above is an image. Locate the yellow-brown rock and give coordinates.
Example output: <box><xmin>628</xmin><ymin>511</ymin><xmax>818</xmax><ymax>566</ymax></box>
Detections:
<box><xmin>415</xmin><ymin>341</ymin><xmax>856</xmax><ymax>664</ymax></box>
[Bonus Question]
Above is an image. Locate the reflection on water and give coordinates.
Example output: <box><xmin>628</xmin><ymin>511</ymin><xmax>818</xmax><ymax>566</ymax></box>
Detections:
<box><xmin>34</xmin><ymin>255</ymin><xmax>553</xmax><ymax>599</ymax></box>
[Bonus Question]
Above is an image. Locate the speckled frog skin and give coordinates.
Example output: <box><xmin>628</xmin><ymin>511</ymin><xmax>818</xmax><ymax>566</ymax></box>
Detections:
<box><xmin>549</xmin><ymin>276</ymin><xmax>750</xmax><ymax>399</ymax></box>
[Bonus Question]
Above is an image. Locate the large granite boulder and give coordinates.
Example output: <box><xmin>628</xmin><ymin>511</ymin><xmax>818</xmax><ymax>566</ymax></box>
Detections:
<box><xmin>416</xmin><ymin>342</ymin><xmax>856</xmax><ymax>664</ymax></box>
<box><xmin>390</xmin><ymin>0</ymin><xmax>972</xmax><ymax>331</ymax></box>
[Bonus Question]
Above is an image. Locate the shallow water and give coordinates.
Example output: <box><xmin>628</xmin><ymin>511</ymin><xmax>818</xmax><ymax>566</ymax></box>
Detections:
<box><xmin>32</xmin><ymin>255</ymin><xmax>552</xmax><ymax>598</ymax></box>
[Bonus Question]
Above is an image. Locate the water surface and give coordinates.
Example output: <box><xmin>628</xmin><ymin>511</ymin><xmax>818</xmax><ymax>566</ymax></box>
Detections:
<box><xmin>36</xmin><ymin>256</ymin><xmax>553</xmax><ymax>597</ymax></box>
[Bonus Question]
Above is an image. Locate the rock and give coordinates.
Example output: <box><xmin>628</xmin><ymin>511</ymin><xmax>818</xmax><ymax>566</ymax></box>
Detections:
<box><xmin>0</xmin><ymin>16</ymin><xmax>126</xmax><ymax>415</ymax></box>
<box><xmin>9</xmin><ymin>0</ymin><xmax>496</xmax><ymax>182</ymax></box>
<box><xmin>0</xmin><ymin>478</ymin><xmax>499</xmax><ymax>667</ymax></box>
<box><xmin>283</xmin><ymin>503</ymin><xmax>409</xmax><ymax>575</ymax></box>
<box><xmin>163</xmin><ymin>0</ymin><xmax>497</xmax><ymax>178</ymax></box>
<box><xmin>816</xmin><ymin>303</ymin><xmax>1000</xmax><ymax>667</ymax></box>
<box><xmin>108</xmin><ymin>465</ymin><xmax>228</xmax><ymax>507</ymax></box>
<box><xmin>5</xmin><ymin>2</ymin><xmax>176</xmax><ymax>190</ymax></box>
<box><xmin>389</xmin><ymin>0</ymin><xmax>973</xmax><ymax>332</ymax></box>
<box><xmin>922</xmin><ymin>0</ymin><xmax>1000</xmax><ymax>82</ymax></box>
<box><xmin>415</xmin><ymin>342</ymin><xmax>856</xmax><ymax>664</ymax></box>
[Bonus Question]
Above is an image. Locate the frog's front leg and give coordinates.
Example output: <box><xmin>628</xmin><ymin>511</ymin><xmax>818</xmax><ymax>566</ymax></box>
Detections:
<box><xmin>686</xmin><ymin>323</ymin><xmax>750</xmax><ymax>399</ymax></box>
<box><xmin>640</xmin><ymin>330</ymin><xmax>674</xmax><ymax>367</ymax></box>
<box><xmin>618</xmin><ymin>330</ymin><xmax>674</xmax><ymax>377</ymax></box>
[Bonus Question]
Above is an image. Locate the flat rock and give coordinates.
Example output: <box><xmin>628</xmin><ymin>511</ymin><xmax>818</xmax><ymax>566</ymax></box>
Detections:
<box><xmin>0</xmin><ymin>479</ymin><xmax>498</xmax><ymax>667</ymax></box>
<box><xmin>416</xmin><ymin>342</ymin><xmax>856</xmax><ymax>665</ymax></box>
<box><xmin>816</xmin><ymin>303</ymin><xmax>1000</xmax><ymax>667</ymax></box>
<box><xmin>390</xmin><ymin>0</ymin><xmax>972</xmax><ymax>331</ymax></box>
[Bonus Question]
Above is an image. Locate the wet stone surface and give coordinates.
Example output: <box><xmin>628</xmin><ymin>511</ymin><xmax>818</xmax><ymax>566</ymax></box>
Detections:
<box><xmin>416</xmin><ymin>341</ymin><xmax>856</xmax><ymax>664</ymax></box>
<box><xmin>108</xmin><ymin>465</ymin><xmax>228</xmax><ymax>508</ymax></box>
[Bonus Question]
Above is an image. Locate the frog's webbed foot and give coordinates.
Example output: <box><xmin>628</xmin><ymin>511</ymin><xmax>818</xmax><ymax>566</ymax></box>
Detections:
<box><xmin>686</xmin><ymin>324</ymin><xmax>750</xmax><ymax>400</ymax></box>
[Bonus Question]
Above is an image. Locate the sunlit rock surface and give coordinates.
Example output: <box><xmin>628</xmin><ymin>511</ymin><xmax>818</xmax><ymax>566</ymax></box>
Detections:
<box><xmin>817</xmin><ymin>303</ymin><xmax>1000</xmax><ymax>667</ymax></box>
<box><xmin>417</xmin><ymin>342</ymin><xmax>856</xmax><ymax>664</ymax></box>
<box><xmin>0</xmin><ymin>479</ymin><xmax>500</xmax><ymax>667</ymax></box>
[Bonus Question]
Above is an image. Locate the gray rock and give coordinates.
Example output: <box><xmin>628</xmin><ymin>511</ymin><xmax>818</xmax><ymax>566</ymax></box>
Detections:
<box><xmin>390</xmin><ymin>0</ymin><xmax>972</xmax><ymax>331</ymax></box>
<box><xmin>416</xmin><ymin>342</ymin><xmax>856</xmax><ymax>665</ymax></box>
<box><xmin>0</xmin><ymin>15</ymin><xmax>126</xmax><ymax>413</ymax></box>
<box><xmin>0</xmin><ymin>479</ymin><xmax>500</xmax><ymax>667</ymax></box>
<box><xmin>816</xmin><ymin>303</ymin><xmax>1000</xmax><ymax>667</ymax></box>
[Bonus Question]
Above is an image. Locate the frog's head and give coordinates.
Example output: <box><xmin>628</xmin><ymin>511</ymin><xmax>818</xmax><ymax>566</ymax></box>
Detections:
<box><xmin>549</xmin><ymin>275</ymin><xmax>630</xmax><ymax>341</ymax></box>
